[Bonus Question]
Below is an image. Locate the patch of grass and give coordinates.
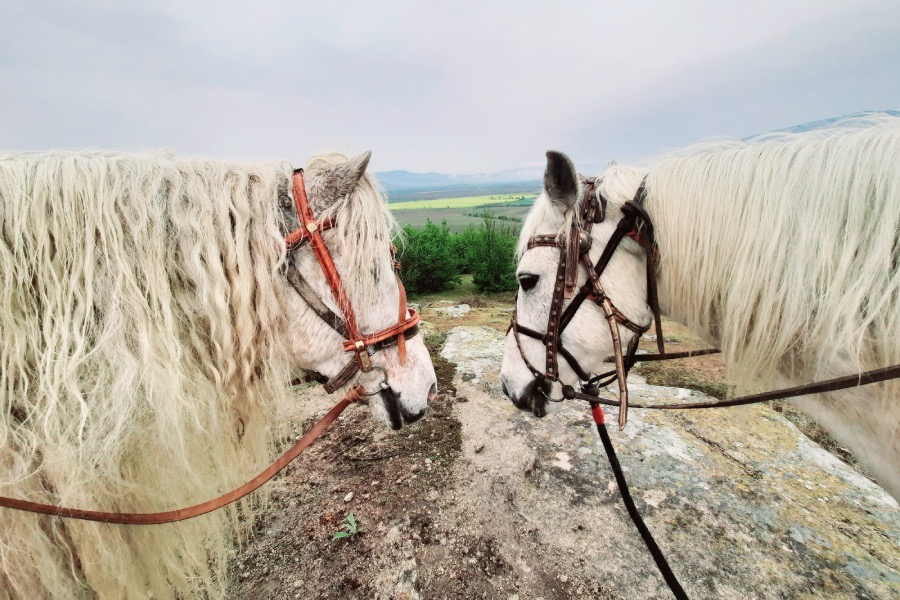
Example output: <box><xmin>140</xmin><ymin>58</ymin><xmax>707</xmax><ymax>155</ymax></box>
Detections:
<box><xmin>637</xmin><ymin>362</ymin><xmax>734</xmax><ymax>399</ymax></box>
<box><xmin>392</xmin><ymin>207</ymin><xmax>531</xmax><ymax>233</ymax></box>
<box><xmin>411</xmin><ymin>275</ymin><xmax>516</xmax><ymax>305</ymax></box>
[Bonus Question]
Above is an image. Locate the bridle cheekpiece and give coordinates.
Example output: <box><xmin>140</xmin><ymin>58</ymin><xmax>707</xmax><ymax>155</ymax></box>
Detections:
<box><xmin>284</xmin><ymin>169</ymin><xmax>420</xmax><ymax>393</ymax></box>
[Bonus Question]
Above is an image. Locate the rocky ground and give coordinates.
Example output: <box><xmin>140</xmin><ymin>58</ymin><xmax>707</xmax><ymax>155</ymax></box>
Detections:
<box><xmin>226</xmin><ymin>298</ymin><xmax>899</xmax><ymax>599</ymax></box>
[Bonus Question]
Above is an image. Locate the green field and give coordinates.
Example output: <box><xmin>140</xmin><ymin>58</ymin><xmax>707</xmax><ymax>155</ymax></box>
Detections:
<box><xmin>388</xmin><ymin>193</ymin><xmax>533</xmax><ymax>211</ymax></box>
<box><xmin>392</xmin><ymin>206</ymin><xmax>531</xmax><ymax>233</ymax></box>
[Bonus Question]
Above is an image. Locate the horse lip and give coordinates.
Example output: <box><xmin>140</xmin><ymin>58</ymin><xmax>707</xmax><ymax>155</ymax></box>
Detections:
<box><xmin>379</xmin><ymin>387</ymin><xmax>403</xmax><ymax>430</ymax></box>
<box><xmin>532</xmin><ymin>388</ymin><xmax>548</xmax><ymax>418</ymax></box>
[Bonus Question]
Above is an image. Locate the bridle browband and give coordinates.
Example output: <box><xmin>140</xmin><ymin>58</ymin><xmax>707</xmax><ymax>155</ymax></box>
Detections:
<box><xmin>510</xmin><ymin>176</ymin><xmax>668</xmax><ymax>429</ymax></box>
<box><xmin>284</xmin><ymin>169</ymin><xmax>420</xmax><ymax>394</ymax></box>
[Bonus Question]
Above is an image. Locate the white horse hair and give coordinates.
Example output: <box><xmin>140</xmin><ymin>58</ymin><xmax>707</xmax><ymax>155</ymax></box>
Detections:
<box><xmin>0</xmin><ymin>149</ymin><xmax>435</xmax><ymax>598</ymax></box>
<box><xmin>502</xmin><ymin>115</ymin><xmax>900</xmax><ymax>500</ymax></box>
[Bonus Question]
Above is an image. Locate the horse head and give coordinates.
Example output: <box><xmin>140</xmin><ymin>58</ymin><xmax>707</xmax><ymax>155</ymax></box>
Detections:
<box><xmin>280</xmin><ymin>151</ymin><xmax>437</xmax><ymax>429</ymax></box>
<box><xmin>500</xmin><ymin>150</ymin><xmax>652</xmax><ymax>417</ymax></box>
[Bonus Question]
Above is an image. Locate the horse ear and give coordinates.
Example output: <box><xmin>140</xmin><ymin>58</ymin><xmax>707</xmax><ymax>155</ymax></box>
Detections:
<box><xmin>544</xmin><ymin>150</ymin><xmax>579</xmax><ymax>211</ymax></box>
<box><xmin>333</xmin><ymin>150</ymin><xmax>372</xmax><ymax>197</ymax></box>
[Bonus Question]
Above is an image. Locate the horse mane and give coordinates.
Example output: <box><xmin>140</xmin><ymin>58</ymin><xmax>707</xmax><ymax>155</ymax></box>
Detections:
<box><xmin>0</xmin><ymin>149</ymin><xmax>294</xmax><ymax>597</ymax></box>
<box><xmin>303</xmin><ymin>152</ymin><xmax>401</xmax><ymax>306</ymax></box>
<box><xmin>645</xmin><ymin>115</ymin><xmax>900</xmax><ymax>388</ymax></box>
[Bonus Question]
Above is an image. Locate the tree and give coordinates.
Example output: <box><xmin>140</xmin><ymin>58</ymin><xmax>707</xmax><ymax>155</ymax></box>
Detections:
<box><xmin>398</xmin><ymin>219</ymin><xmax>460</xmax><ymax>294</ymax></box>
<box><xmin>448</xmin><ymin>224</ymin><xmax>479</xmax><ymax>274</ymax></box>
<box><xmin>470</xmin><ymin>212</ymin><xmax>518</xmax><ymax>293</ymax></box>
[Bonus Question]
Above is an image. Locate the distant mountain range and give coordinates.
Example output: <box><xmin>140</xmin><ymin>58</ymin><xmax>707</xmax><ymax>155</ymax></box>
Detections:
<box><xmin>380</xmin><ymin>110</ymin><xmax>899</xmax><ymax>202</ymax></box>
<box><xmin>377</xmin><ymin>169</ymin><xmax>542</xmax><ymax>202</ymax></box>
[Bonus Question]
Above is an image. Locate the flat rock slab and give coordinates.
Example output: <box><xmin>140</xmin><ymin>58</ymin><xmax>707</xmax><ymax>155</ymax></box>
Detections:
<box><xmin>442</xmin><ymin>326</ymin><xmax>900</xmax><ymax>599</ymax></box>
<box><xmin>435</xmin><ymin>304</ymin><xmax>471</xmax><ymax>318</ymax></box>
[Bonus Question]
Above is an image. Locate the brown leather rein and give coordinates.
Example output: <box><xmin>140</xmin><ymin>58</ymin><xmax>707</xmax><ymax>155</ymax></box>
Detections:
<box><xmin>0</xmin><ymin>168</ymin><xmax>420</xmax><ymax>524</ymax></box>
<box><xmin>511</xmin><ymin>176</ymin><xmax>900</xmax><ymax>427</ymax></box>
<box><xmin>0</xmin><ymin>386</ymin><xmax>364</xmax><ymax>524</ymax></box>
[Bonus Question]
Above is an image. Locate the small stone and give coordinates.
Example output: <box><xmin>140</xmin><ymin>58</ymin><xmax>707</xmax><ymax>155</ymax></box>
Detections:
<box><xmin>475</xmin><ymin>443</ymin><xmax>485</xmax><ymax>454</ymax></box>
<box><xmin>371</xmin><ymin>480</ymin><xmax>379</xmax><ymax>486</ymax></box>
<box><xmin>559</xmin><ymin>574</ymin><xmax>568</xmax><ymax>583</ymax></box>
<box><xmin>343</xmin><ymin>492</ymin><xmax>354</xmax><ymax>502</ymax></box>
<box><xmin>292</xmin><ymin>580</ymin><xmax>304</xmax><ymax>588</ymax></box>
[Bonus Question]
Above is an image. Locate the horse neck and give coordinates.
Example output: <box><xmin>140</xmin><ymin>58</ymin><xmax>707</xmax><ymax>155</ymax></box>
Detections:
<box><xmin>644</xmin><ymin>172</ymin><xmax>729</xmax><ymax>348</ymax></box>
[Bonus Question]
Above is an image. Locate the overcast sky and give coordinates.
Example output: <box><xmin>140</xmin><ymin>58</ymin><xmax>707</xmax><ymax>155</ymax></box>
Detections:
<box><xmin>2</xmin><ymin>1</ymin><xmax>898</xmax><ymax>174</ymax></box>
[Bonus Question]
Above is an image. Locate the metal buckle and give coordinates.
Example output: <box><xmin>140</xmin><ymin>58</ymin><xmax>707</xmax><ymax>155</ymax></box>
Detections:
<box><xmin>354</xmin><ymin>340</ymin><xmax>373</xmax><ymax>371</ymax></box>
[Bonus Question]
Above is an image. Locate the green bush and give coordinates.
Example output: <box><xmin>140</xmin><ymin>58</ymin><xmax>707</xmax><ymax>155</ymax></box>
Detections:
<box><xmin>470</xmin><ymin>213</ymin><xmax>518</xmax><ymax>293</ymax></box>
<box><xmin>448</xmin><ymin>225</ymin><xmax>479</xmax><ymax>274</ymax></box>
<box><xmin>399</xmin><ymin>213</ymin><xmax>519</xmax><ymax>295</ymax></box>
<box><xmin>398</xmin><ymin>219</ymin><xmax>460</xmax><ymax>294</ymax></box>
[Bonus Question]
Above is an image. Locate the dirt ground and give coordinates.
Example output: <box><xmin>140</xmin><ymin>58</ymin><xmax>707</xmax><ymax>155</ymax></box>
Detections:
<box><xmin>226</xmin><ymin>291</ymin><xmax>872</xmax><ymax>599</ymax></box>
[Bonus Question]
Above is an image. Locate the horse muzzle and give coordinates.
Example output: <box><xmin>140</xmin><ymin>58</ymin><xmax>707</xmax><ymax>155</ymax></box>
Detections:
<box><xmin>379</xmin><ymin>385</ymin><xmax>431</xmax><ymax>430</ymax></box>
<box><xmin>502</xmin><ymin>377</ymin><xmax>551</xmax><ymax>418</ymax></box>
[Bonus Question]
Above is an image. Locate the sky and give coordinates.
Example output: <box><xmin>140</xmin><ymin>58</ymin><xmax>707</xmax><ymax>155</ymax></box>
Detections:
<box><xmin>1</xmin><ymin>1</ymin><xmax>898</xmax><ymax>175</ymax></box>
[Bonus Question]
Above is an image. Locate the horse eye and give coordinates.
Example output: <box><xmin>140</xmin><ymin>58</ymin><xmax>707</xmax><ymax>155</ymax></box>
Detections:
<box><xmin>518</xmin><ymin>273</ymin><xmax>539</xmax><ymax>292</ymax></box>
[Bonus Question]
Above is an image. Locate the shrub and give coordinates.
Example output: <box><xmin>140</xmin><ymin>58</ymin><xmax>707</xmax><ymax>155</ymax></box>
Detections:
<box><xmin>470</xmin><ymin>213</ymin><xmax>518</xmax><ymax>293</ymax></box>
<box><xmin>398</xmin><ymin>219</ymin><xmax>460</xmax><ymax>294</ymax></box>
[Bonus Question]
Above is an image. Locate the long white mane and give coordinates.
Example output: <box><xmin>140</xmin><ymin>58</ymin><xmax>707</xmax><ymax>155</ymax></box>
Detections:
<box><xmin>303</xmin><ymin>152</ymin><xmax>401</xmax><ymax>306</ymax></box>
<box><xmin>0</xmin><ymin>150</ymin><xmax>293</xmax><ymax>597</ymax></box>
<box><xmin>638</xmin><ymin>116</ymin><xmax>900</xmax><ymax>496</ymax></box>
<box><xmin>646</xmin><ymin>117</ymin><xmax>900</xmax><ymax>386</ymax></box>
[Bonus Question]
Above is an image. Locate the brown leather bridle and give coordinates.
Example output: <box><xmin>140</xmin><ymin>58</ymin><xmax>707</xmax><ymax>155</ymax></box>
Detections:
<box><xmin>284</xmin><ymin>169</ymin><xmax>421</xmax><ymax>395</ymax></box>
<box><xmin>510</xmin><ymin>177</ymin><xmax>667</xmax><ymax>429</ymax></box>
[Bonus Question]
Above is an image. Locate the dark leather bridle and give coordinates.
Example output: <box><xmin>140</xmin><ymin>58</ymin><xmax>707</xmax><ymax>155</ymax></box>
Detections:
<box><xmin>510</xmin><ymin>176</ymin><xmax>666</xmax><ymax>429</ymax></box>
<box><xmin>284</xmin><ymin>169</ymin><xmax>421</xmax><ymax>396</ymax></box>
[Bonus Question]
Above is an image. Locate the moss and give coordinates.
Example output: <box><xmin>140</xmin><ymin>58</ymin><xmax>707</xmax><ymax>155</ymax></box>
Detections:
<box><xmin>637</xmin><ymin>362</ymin><xmax>734</xmax><ymax>399</ymax></box>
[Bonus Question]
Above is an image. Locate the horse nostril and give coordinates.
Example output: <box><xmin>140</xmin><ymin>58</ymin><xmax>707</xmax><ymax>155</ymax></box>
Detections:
<box><xmin>427</xmin><ymin>382</ymin><xmax>438</xmax><ymax>402</ymax></box>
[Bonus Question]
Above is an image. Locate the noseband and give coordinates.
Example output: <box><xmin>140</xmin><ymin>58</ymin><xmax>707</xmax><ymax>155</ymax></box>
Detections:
<box><xmin>284</xmin><ymin>169</ymin><xmax>420</xmax><ymax>394</ymax></box>
<box><xmin>510</xmin><ymin>177</ymin><xmax>666</xmax><ymax>429</ymax></box>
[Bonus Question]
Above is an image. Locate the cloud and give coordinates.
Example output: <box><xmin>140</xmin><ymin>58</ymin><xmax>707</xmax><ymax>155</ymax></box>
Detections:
<box><xmin>1</xmin><ymin>0</ymin><xmax>897</xmax><ymax>173</ymax></box>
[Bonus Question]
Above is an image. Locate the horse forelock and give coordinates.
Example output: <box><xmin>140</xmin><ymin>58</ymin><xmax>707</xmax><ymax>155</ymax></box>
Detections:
<box><xmin>303</xmin><ymin>152</ymin><xmax>401</xmax><ymax>307</ymax></box>
<box><xmin>517</xmin><ymin>163</ymin><xmax>648</xmax><ymax>260</ymax></box>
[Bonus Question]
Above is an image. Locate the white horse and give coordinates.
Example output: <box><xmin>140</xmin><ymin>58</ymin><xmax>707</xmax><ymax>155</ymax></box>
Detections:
<box><xmin>0</xmin><ymin>149</ymin><xmax>436</xmax><ymax>599</ymax></box>
<box><xmin>501</xmin><ymin>116</ymin><xmax>900</xmax><ymax>500</ymax></box>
